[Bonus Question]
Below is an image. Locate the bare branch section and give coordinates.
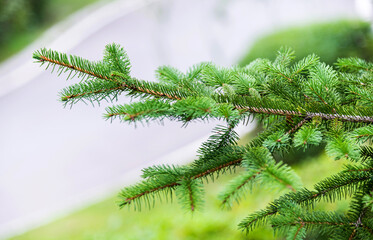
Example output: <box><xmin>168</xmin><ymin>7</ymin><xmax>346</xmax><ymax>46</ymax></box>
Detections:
<box><xmin>237</xmin><ymin>106</ymin><xmax>373</xmax><ymax>123</ymax></box>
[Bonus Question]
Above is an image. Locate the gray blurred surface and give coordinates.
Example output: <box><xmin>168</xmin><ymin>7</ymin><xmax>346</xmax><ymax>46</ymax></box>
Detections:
<box><xmin>0</xmin><ymin>0</ymin><xmax>358</xmax><ymax>238</ymax></box>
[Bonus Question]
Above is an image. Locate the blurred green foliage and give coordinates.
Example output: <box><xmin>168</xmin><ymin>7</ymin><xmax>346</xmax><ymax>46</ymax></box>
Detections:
<box><xmin>239</xmin><ymin>20</ymin><xmax>373</xmax><ymax>66</ymax></box>
<box><xmin>0</xmin><ymin>0</ymin><xmax>99</xmax><ymax>62</ymax></box>
<box><xmin>0</xmin><ymin>0</ymin><xmax>48</xmax><ymax>44</ymax></box>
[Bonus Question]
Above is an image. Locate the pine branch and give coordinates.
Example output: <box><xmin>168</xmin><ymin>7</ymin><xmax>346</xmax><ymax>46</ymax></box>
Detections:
<box><xmin>33</xmin><ymin>47</ymin><xmax>202</xmax><ymax>102</ymax></box>
<box><xmin>35</xmin><ymin>43</ymin><xmax>373</xmax><ymax>238</ymax></box>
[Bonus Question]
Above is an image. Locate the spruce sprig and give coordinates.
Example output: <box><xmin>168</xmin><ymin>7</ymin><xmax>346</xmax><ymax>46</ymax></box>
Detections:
<box><xmin>34</xmin><ymin>44</ymin><xmax>373</xmax><ymax>239</ymax></box>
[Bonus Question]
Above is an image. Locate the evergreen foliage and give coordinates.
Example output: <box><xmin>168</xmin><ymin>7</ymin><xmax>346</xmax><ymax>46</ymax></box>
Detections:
<box><xmin>33</xmin><ymin>44</ymin><xmax>373</xmax><ymax>239</ymax></box>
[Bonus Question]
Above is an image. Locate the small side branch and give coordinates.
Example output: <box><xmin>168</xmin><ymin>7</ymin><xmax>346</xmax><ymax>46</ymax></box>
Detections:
<box><xmin>121</xmin><ymin>182</ymin><xmax>178</xmax><ymax>207</ymax></box>
<box><xmin>220</xmin><ymin>171</ymin><xmax>261</xmax><ymax>206</ymax></box>
<box><xmin>286</xmin><ymin>117</ymin><xmax>311</xmax><ymax>135</ymax></box>
<box><xmin>61</xmin><ymin>86</ymin><xmax>122</xmax><ymax>101</ymax></box>
<box><xmin>293</xmin><ymin>222</ymin><xmax>305</xmax><ymax>240</ymax></box>
<box><xmin>267</xmin><ymin>170</ymin><xmax>297</xmax><ymax>192</ymax></box>
<box><xmin>120</xmin><ymin>158</ymin><xmax>243</xmax><ymax>207</ymax></box>
<box><xmin>38</xmin><ymin>55</ymin><xmax>110</xmax><ymax>81</ymax></box>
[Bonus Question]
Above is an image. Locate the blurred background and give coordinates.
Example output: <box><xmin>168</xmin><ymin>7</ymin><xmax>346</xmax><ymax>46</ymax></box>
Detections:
<box><xmin>0</xmin><ymin>0</ymin><xmax>372</xmax><ymax>239</ymax></box>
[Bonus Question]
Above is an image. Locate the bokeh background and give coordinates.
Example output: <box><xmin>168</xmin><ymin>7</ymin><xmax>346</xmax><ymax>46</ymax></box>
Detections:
<box><xmin>0</xmin><ymin>0</ymin><xmax>372</xmax><ymax>239</ymax></box>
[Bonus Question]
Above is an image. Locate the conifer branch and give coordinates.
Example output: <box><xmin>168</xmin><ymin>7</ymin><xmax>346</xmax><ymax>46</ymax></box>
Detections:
<box><xmin>33</xmin><ymin>48</ymin><xmax>193</xmax><ymax>102</ymax></box>
<box><xmin>35</xmin><ymin>44</ymin><xmax>373</xmax><ymax>238</ymax></box>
